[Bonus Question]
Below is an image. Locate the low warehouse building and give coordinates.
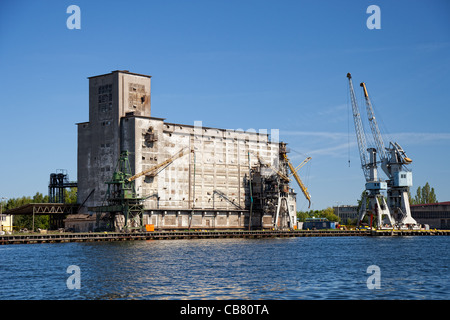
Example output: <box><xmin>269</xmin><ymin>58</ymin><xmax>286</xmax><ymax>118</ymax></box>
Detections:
<box><xmin>411</xmin><ymin>202</ymin><xmax>450</xmax><ymax>229</ymax></box>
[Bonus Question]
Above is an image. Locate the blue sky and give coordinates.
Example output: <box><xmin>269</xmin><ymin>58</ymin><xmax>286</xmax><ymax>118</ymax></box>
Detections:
<box><xmin>0</xmin><ymin>0</ymin><xmax>449</xmax><ymax>210</ymax></box>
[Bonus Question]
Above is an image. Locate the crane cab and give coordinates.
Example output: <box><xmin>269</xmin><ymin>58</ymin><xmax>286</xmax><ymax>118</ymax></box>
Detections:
<box><xmin>365</xmin><ymin>181</ymin><xmax>387</xmax><ymax>190</ymax></box>
<box><xmin>393</xmin><ymin>171</ymin><xmax>412</xmax><ymax>187</ymax></box>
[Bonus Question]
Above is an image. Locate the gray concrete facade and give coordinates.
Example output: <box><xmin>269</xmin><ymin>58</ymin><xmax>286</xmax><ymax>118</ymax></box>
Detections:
<box><xmin>77</xmin><ymin>70</ymin><xmax>297</xmax><ymax>230</ymax></box>
<box><xmin>77</xmin><ymin>70</ymin><xmax>151</xmax><ymax>211</ymax></box>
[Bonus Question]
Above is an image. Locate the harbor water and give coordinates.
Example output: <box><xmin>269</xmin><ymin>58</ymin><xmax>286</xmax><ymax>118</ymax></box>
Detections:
<box><xmin>0</xmin><ymin>236</ymin><xmax>448</xmax><ymax>300</ymax></box>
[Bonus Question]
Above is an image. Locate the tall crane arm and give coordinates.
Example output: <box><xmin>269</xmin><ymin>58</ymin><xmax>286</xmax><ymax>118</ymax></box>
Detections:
<box><xmin>347</xmin><ymin>73</ymin><xmax>370</xmax><ymax>181</ymax></box>
<box><xmin>253</xmin><ymin>152</ymin><xmax>290</xmax><ymax>181</ymax></box>
<box><xmin>283</xmin><ymin>153</ymin><xmax>312</xmax><ymax>208</ymax></box>
<box><xmin>289</xmin><ymin>157</ymin><xmax>311</xmax><ymax>177</ymax></box>
<box><xmin>360</xmin><ymin>82</ymin><xmax>412</xmax><ymax>179</ymax></box>
<box><xmin>360</xmin><ymin>82</ymin><xmax>386</xmax><ymax>161</ymax></box>
<box><xmin>127</xmin><ymin>148</ymin><xmax>189</xmax><ymax>182</ymax></box>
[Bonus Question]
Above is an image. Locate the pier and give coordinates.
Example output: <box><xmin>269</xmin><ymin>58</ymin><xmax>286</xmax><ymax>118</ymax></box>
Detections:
<box><xmin>0</xmin><ymin>229</ymin><xmax>449</xmax><ymax>245</ymax></box>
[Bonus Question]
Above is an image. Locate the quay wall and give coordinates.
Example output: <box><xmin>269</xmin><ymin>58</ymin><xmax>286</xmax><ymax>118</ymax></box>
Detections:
<box><xmin>1</xmin><ymin>229</ymin><xmax>449</xmax><ymax>245</ymax></box>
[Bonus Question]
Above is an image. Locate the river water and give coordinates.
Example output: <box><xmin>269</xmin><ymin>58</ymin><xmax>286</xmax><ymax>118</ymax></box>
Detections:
<box><xmin>0</xmin><ymin>236</ymin><xmax>448</xmax><ymax>300</ymax></box>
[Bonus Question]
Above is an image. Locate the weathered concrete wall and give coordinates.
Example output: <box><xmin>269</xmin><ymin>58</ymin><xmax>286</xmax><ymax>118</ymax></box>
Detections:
<box><xmin>77</xmin><ymin>71</ymin><xmax>151</xmax><ymax>212</ymax></box>
<box><xmin>125</xmin><ymin>116</ymin><xmax>280</xmax><ymax>212</ymax></box>
<box><xmin>144</xmin><ymin>210</ymin><xmax>262</xmax><ymax>230</ymax></box>
<box><xmin>77</xmin><ymin>70</ymin><xmax>297</xmax><ymax>230</ymax></box>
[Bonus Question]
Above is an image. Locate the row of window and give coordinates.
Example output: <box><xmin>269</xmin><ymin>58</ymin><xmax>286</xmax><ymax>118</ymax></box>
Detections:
<box><xmin>98</xmin><ymin>93</ymin><xmax>112</xmax><ymax>104</ymax></box>
<box><xmin>99</xmin><ymin>103</ymin><xmax>112</xmax><ymax>113</ymax></box>
<box><xmin>98</xmin><ymin>84</ymin><xmax>112</xmax><ymax>94</ymax></box>
<box><xmin>412</xmin><ymin>211</ymin><xmax>450</xmax><ymax>219</ymax></box>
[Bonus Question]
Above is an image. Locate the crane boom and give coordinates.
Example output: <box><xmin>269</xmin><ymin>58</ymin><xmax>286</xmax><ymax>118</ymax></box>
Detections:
<box><xmin>283</xmin><ymin>153</ymin><xmax>311</xmax><ymax>208</ymax></box>
<box><xmin>360</xmin><ymin>82</ymin><xmax>386</xmax><ymax>161</ymax></box>
<box><xmin>289</xmin><ymin>157</ymin><xmax>312</xmax><ymax>177</ymax></box>
<box><xmin>253</xmin><ymin>152</ymin><xmax>290</xmax><ymax>181</ymax></box>
<box><xmin>127</xmin><ymin>148</ymin><xmax>188</xmax><ymax>182</ymax></box>
<box><xmin>254</xmin><ymin>150</ymin><xmax>311</xmax><ymax>208</ymax></box>
<box><xmin>347</xmin><ymin>73</ymin><xmax>370</xmax><ymax>181</ymax></box>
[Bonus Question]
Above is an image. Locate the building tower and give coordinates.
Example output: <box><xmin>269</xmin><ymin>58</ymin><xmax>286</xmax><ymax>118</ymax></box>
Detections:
<box><xmin>77</xmin><ymin>70</ymin><xmax>151</xmax><ymax>213</ymax></box>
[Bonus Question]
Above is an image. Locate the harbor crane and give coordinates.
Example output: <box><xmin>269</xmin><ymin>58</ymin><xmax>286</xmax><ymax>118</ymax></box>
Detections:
<box><xmin>347</xmin><ymin>73</ymin><xmax>419</xmax><ymax>229</ymax></box>
<box><xmin>95</xmin><ymin>148</ymin><xmax>189</xmax><ymax>232</ymax></box>
<box><xmin>279</xmin><ymin>143</ymin><xmax>312</xmax><ymax>208</ymax></box>
<box><xmin>283</xmin><ymin>153</ymin><xmax>312</xmax><ymax>208</ymax></box>
<box><xmin>253</xmin><ymin>149</ymin><xmax>312</xmax><ymax>208</ymax></box>
<box><xmin>127</xmin><ymin>148</ymin><xmax>189</xmax><ymax>182</ymax></box>
<box><xmin>250</xmin><ymin>145</ymin><xmax>311</xmax><ymax>230</ymax></box>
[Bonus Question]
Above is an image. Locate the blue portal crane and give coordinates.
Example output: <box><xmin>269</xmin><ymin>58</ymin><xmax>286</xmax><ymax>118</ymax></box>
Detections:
<box><xmin>347</xmin><ymin>73</ymin><xmax>394</xmax><ymax>229</ymax></box>
<box><xmin>358</xmin><ymin>79</ymin><xmax>418</xmax><ymax>229</ymax></box>
<box><xmin>348</xmin><ymin>73</ymin><xmax>419</xmax><ymax>229</ymax></box>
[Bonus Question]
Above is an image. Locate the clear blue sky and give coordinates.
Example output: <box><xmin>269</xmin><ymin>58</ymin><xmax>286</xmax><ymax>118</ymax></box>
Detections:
<box><xmin>1</xmin><ymin>0</ymin><xmax>449</xmax><ymax>210</ymax></box>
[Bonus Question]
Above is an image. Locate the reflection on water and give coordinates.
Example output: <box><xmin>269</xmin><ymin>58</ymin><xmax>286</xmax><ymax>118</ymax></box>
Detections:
<box><xmin>0</xmin><ymin>236</ymin><xmax>448</xmax><ymax>300</ymax></box>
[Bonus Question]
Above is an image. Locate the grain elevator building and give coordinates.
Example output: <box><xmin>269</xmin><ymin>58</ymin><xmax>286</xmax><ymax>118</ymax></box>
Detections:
<box><xmin>75</xmin><ymin>70</ymin><xmax>298</xmax><ymax>231</ymax></box>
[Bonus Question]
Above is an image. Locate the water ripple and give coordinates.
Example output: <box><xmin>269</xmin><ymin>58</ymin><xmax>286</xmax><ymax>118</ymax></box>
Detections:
<box><xmin>0</xmin><ymin>237</ymin><xmax>448</xmax><ymax>300</ymax></box>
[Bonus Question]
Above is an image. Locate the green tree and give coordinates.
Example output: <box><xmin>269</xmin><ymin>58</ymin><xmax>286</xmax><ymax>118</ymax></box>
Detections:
<box><xmin>297</xmin><ymin>210</ymin><xmax>313</xmax><ymax>222</ymax></box>
<box><xmin>297</xmin><ymin>207</ymin><xmax>340</xmax><ymax>222</ymax></box>
<box><xmin>64</xmin><ymin>187</ymin><xmax>78</xmax><ymax>204</ymax></box>
<box><xmin>5</xmin><ymin>189</ymin><xmax>77</xmax><ymax>232</ymax></box>
<box><xmin>413</xmin><ymin>186</ymin><xmax>421</xmax><ymax>204</ymax></box>
<box><xmin>316</xmin><ymin>207</ymin><xmax>340</xmax><ymax>222</ymax></box>
<box><xmin>412</xmin><ymin>182</ymin><xmax>437</xmax><ymax>205</ymax></box>
<box><xmin>33</xmin><ymin>192</ymin><xmax>49</xmax><ymax>203</ymax></box>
